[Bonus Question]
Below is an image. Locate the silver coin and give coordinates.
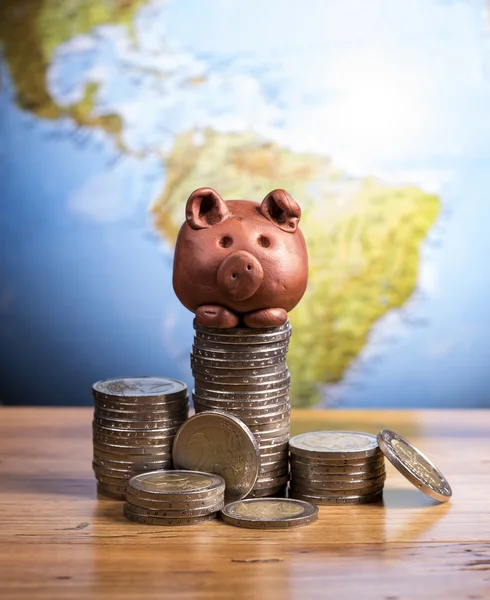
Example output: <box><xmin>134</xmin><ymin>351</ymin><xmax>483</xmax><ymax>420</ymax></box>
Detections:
<box><xmin>191</xmin><ymin>354</ymin><xmax>287</xmax><ymax>369</ymax></box>
<box><xmin>289</xmin><ymin>431</ymin><xmax>382</xmax><ymax>460</ymax></box>
<box><xmin>193</xmin><ymin>384</ymin><xmax>290</xmax><ymax>402</ymax></box>
<box><xmin>221</xmin><ymin>498</ymin><xmax>317</xmax><ymax>529</ymax></box>
<box><xmin>247</xmin><ymin>485</ymin><xmax>288</xmax><ymax>498</ymax></box>
<box><xmin>259</xmin><ymin>458</ymin><xmax>289</xmax><ymax>473</ymax></box>
<box><xmin>193</xmin><ymin>400</ymin><xmax>290</xmax><ymax>417</ymax></box>
<box><xmin>124</xmin><ymin>492</ymin><xmax>225</xmax><ymax>511</ymax></box>
<box><xmin>232</xmin><ymin>409</ymin><xmax>291</xmax><ymax>426</ymax></box>
<box><xmin>194</xmin><ymin>328</ymin><xmax>291</xmax><ymax>345</ymax></box>
<box><xmin>243</xmin><ymin>416</ymin><xmax>290</xmax><ymax>431</ymax></box>
<box><xmin>290</xmin><ymin>462</ymin><xmax>386</xmax><ymax>479</ymax></box>
<box><xmin>193</xmin><ymin>376</ymin><xmax>290</xmax><ymax>394</ymax></box>
<box><xmin>260</xmin><ymin>451</ymin><xmax>289</xmax><ymax>465</ymax></box>
<box><xmin>290</xmin><ymin>473</ymin><xmax>386</xmax><ymax>491</ymax></box>
<box><xmin>95</xmin><ymin>396</ymin><xmax>189</xmax><ymax>411</ymax></box>
<box><xmin>172</xmin><ymin>412</ymin><xmax>260</xmax><ymax>502</ymax></box>
<box><xmin>94</xmin><ymin>405</ymin><xmax>189</xmax><ymax>419</ymax></box>
<box><xmin>251</xmin><ymin>426</ymin><xmax>289</xmax><ymax>440</ymax></box>
<box><xmin>194</xmin><ymin>337</ymin><xmax>289</xmax><ymax>351</ymax></box>
<box><xmin>289</xmin><ymin>453</ymin><xmax>386</xmax><ymax>468</ymax></box>
<box><xmin>193</xmin><ymin>393</ymin><xmax>290</xmax><ymax>409</ymax></box>
<box><xmin>127</xmin><ymin>470</ymin><xmax>226</xmax><ymax>501</ymax></box>
<box><xmin>377</xmin><ymin>429</ymin><xmax>452</xmax><ymax>503</ymax></box>
<box><xmin>93</xmin><ymin>458</ymin><xmax>172</xmax><ymax>472</ymax></box>
<box><xmin>92</xmin><ymin>433</ymin><xmax>178</xmax><ymax>448</ymax></box>
<box><xmin>192</xmin><ymin>361</ymin><xmax>287</xmax><ymax>378</ymax></box>
<box><xmin>123</xmin><ymin>505</ymin><xmax>217</xmax><ymax>526</ymax></box>
<box><xmin>93</xmin><ymin>462</ymin><xmax>172</xmax><ymax>478</ymax></box>
<box><xmin>256</xmin><ymin>437</ymin><xmax>290</xmax><ymax>449</ymax></box>
<box><xmin>289</xmin><ymin>490</ymin><xmax>383</xmax><ymax>505</ymax></box>
<box><xmin>93</xmin><ymin>416</ymin><xmax>186</xmax><ymax>430</ymax></box>
<box><xmin>193</xmin><ymin>368</ymin><xmax>290</xmax><ymax>385</ymax></box>
<box><xmin>93</xmin><ymin>441</ymin><xmax>173</xmax><ymax>458</ymax></box>
<box><xmin>193</xmin><ymin>319</ymin><xmax>291</xmax><ymax>336</ymax></box>
<box><xmin>259</xmin><ymin>463</ymin><xmax>289</xmax><ymax>478</ymax></box>
<box><xmin>96</xmin><ymin>473</ymin><xmax>132</xmax><ymax>487</ymax></box>
<box><xmin>97</xmin><ymin>483</ymin><xmax>126</xmax><ymax>500</ymax></box>
<box><xmin>93</xmin><ymin>376</ymin><xmax>187</xmax><ymax>400</ymax></box>
<box><xmin>125</xmin><ymin>500</ymin><xmax>224</xmax><ymax>518</ymax></box>
<box><xmin>192</xmin><ymin>346</ymin><xmax>288</xmax><ymax>361</ymax></box>
<box><xmin>253</xmin><ymin>474</ymin><xmax>290</xmax><ymax>489</ymax></box>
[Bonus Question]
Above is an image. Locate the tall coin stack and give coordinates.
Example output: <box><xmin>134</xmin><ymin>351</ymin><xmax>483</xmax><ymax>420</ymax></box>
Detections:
<box><xmin>289</xmin><ymin>431</ymin><xmax>386</xmax><ymax>505</ymax></box>
<box><xmin>191</xmin><ymin>320</ymin><xmax>291</xmax><ymax>497</ymax></box>
<box><xmin>92</xmin><ymin>377</ymin><xmax>189</xmax><ymax>499</ymax></box>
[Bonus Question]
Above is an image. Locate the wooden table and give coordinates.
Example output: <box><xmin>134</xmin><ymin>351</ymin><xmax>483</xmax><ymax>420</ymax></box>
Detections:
<box><xmin>1</xmin><ymin>408</ymin><xmax>489</xmax><ymax>600</ymax></box>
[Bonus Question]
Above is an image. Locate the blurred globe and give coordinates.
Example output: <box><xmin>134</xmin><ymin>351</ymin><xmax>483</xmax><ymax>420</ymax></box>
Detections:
<box><xmin>1</xmin><ymin>0</ymin><xmax>490</xmax><ymax>407</ymax></box>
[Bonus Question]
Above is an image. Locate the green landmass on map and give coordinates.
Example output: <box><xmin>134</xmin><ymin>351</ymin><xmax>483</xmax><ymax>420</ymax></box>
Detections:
<box><xmin>0</xmin><ymin>0</ymin><xmax>441</xmax><ymax>406</ymax></box>
<box><xmin>151</xmin><ymin>130</ymin><xmax>440</xmax><ymax>406</ymax></box>
<box><xmin>0</xmin><ymin>0</ymin><xmax>146</xmax><ymax>147</ymax></box>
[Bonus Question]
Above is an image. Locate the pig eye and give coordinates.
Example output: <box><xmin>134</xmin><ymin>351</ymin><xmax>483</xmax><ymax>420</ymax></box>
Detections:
<box><xmin>258</xmin><ymin>235</ymin><xmax>271</xmax><ymax>248</ymax></box>
<box><xmin>219</xmin><ymin>236</ymin><xmax>233</xmax><ymax>248</ymax></box>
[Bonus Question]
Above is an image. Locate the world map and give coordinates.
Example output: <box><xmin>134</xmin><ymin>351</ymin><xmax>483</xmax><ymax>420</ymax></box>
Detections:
<box><xmin>1</xmin><ymin>0</ymin><xmax>489</xmax><ymax>407</ymax></box>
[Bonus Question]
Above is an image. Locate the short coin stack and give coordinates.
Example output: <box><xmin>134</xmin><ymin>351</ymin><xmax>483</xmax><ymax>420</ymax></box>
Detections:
<box><xmin>92</xmin><ymin>377</ymin><xmax>189</xmax><ymax>499</ymax></box>
<box><xmin>191</xmin><ymin>320</ymin><xmax>292</xmax><ymax>497</ymax></box>
<box><xmin>124</xmin><ymin>470</ymin><xmax>225</xmax><ymax>525</ymax></box>
<box><xmin>289</xmin><ymin>431</ymin><xmax>386</xmax><ymax>505</ymax></box>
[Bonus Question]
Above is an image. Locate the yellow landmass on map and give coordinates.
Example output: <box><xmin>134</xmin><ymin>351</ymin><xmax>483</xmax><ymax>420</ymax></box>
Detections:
<box><xmin>152</xmin><ymin>130</ymin><xmax>440</xmax><ymax>406</ymax></box>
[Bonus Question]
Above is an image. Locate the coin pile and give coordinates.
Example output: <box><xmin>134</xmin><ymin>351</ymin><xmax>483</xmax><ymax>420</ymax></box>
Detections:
<box><xmin>124</xmin><ymin>470</ymin><xmax>225</xmax><ymax>525</ymax></box>
<box><xmin>289</xmin><ymin>431</ymin><xmax>386</xmax><ymax>505</ymax></box>
<box><xmin>191</xmin><ymin>320</ymin><xmax>292</xmax><ymax>497</ymax></box>
<box><xmin>92</xmin><ymin>377</ymin><xmax>189</xmax><ymax>499</ymax></box>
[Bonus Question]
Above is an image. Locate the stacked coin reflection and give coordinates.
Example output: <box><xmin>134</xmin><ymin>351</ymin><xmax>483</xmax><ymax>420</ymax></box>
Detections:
<box><xmin>92</xmin><ymin>377</ymin><xmax>189</xmax><ymax>499</ymax></box>
<box><xmin>191</xmin><ymin>320</ymin><xmax>291</xmax><ymax>497</ymax></box>
<box><xmin>289</xmin><ymin>431</ymin><xmax>386</xmax><ymax>505</ymax></box>
<box><xmin>124</xmin><ymin>470</ymin><xmax>225</xmax><ymax>525</ymax></box>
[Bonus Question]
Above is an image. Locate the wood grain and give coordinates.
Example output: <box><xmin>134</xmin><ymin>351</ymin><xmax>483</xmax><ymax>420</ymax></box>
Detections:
<box><xmin>1</xmin><ymin>408</ymin><xmax>489</xmax><ymax>600</ymax></box>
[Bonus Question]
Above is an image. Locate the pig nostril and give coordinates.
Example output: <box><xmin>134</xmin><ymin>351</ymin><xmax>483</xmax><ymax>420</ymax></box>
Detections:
<box><xmin>247</xmin><ymin>265</ymin><xmax>252</xmax><ymax>270</ymax></box>
<box><xmin>232</xmin><ymin>273</ymin><xmax>236</xmax><ymax>279</ymax></box>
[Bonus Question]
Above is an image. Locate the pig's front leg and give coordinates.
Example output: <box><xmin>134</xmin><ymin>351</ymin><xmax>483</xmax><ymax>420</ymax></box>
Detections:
<box><xmin>243</xmin><ymin>308</ymin><xmax>288</xmax><ymax>328</ymax></box>
<box><xmin>195</xmin><ymin>305</ymin><xmax>239</xmax><ymax>329</ymax></box>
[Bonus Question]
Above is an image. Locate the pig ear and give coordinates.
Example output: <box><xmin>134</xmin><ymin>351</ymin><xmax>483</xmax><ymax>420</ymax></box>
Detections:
<box><xmin>260</xmin><ymin>189</ymin><xmax>301</xmax><ymax>233</ymax></box>
<box><xmin>185</xmin><ymin>187</ymin><xmax>230</xmax><ymax>230</ymax></box>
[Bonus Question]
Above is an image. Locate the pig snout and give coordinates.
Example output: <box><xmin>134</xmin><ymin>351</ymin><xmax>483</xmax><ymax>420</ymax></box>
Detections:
<box><xmin>216</xmin><ymin>251</ymin><xmax>264</xmax><ymax>301</ymax></box>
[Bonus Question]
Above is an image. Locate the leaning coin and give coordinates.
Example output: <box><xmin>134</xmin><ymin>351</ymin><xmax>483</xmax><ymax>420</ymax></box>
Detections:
<box><xmin>127</xmin><ymin>470</ymin><xmax>225</xmax><ymax>501</ymax></box>
<box><xmin>172</xmin><ymin>412</ymin><xmax>260</xmax><ymax>502</ymax></box>
<box><xmin>289</xmin><ymin>490</ymin><xmax>383</xmax><ymax>505</ymax></box>
<box><xmin>221</xmin><ymin>498</ymin><xmax>317</xmax><ymax>529</ymax></box>
<box><xmin>289</xmin><ymin>431</ymin><xmax>382</xmax><ymax>460</ymax></box>
<box><xmin>123</xmin><ymin>505</ymin><xmax>217</xmax><ymax>526</ymax></box>
<box><xmin>377</xmin><ymin>429</ymin><xmax>452</xmax><ymax>503</ymax></box>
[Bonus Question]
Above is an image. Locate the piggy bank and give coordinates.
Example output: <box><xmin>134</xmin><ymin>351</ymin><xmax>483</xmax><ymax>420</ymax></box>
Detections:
<box><xmin>173</xmin><ymin>187</ymin><xmax>308</xmax><ymax>328</ymax></box>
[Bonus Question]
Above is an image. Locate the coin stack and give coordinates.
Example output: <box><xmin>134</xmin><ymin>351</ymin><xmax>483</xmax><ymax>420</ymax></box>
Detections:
<box><xmin>124</xmin><ymin>470</ymin><xmax>225</xmax><ymax>525</ymax></box>
<box><xmin>191</xmin><ymin>320</ymin><xmax>292</xmax><ymax>497</ymax></box>
<box><xmin>289</xmin><ymin>431</ymin><xmax>386</xmax><ymax>505</ymax></box>
<box><xmin>92</xmin><ymin>377</ymin><xmax>189</xmax><ymax>499</ymax></box>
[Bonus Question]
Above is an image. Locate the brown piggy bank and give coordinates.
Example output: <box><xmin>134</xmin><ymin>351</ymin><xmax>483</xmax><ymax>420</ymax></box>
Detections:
<box><xmin>173</xmin><ymin>187</ymin><xmax>308</xmax><ymax>328</ymax></box>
